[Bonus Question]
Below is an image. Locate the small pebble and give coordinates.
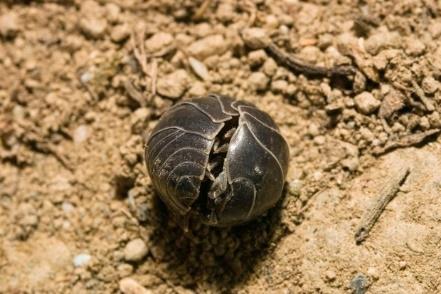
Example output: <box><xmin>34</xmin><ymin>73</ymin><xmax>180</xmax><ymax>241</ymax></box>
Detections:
<box><xmin>379</xmin><ymin>89</ymin><xmax>405</xmax><ymax>119</ymax></box>
<box><xmin>131</xmin><ymin>108</ymin><xmax>151</xmax><ymax>127</ymax></box>
<box><xmin>0</xmin><ymin>12</ymin><xmax>19</xmax><ymax>38</ymax></box>
<box><xmin>341</xmin><ymin>157</ymin><xmax>359</xmax><ymax>171</ymax></box>
<box><xmin>145</xmin><ymin>32</ymin><xmax>173</xmax><ymax>54</ymax></box>
<box><xmin>21</xmin><ymin>214</ymin><xmax>39</xmax><ymax>226</ymax></box>
<box><xmin>119</xmin><ymin>278</ymin><xmax>152</xmax><ymax>294</ymax></box>
<box><xmin>175</xmin><ymin>33</ymin><xmax>193</xmax><ymax>47</ymax></box>
<box><xmin>248</xmin><ymin>72</ymin><xmax>269</xmax><ymax>91</ymax></box>
<box><xmin>271</xmin><ymin>80</ymin><xmax>288</xmax><ymax>94</ymax></box>
<box><xmin>62</xmin><ymin>201</ymin><xmax>75</xmax><ymax>214</ymax></box>
<box><xmin>289</xmin><ymin>179</ymin><xmax>303</xmax><ymax>196</ymax></box>
<box><xmin>324</xmin><ymin>270</ymin><xmax>336</xmax><ymax>282</ymax></box>
<box><xmin>187</xmin><ymin>34</ymin><xmax>229</xmax><ymax>59</ymax></box>
<box><xmin>399</xmin><ymin>261</ymin><xmax>407</xmax><ymax>270</ymax></box>
<box><xmin>429</xmin><ymin>21</ymin><xmax>441</xmax><ymax>38</ymax></box>
<box><xmin>216</xmin><ymin>2</ymin><xmax>235</xmax><ymax>23</ymax></box>
<box><xmin>124</xmin><ymin>238</ymin><xmax>148</xmax><ymax>262</ymax></box>
<box><xmin>364</xmin><ymin>30</ymin><xmax>400</xmax><ymax>55</ymax></box>
<box><xmin>188</xmin><ymin>81</ymin><xmax>207</xmax><ymax>97</ymax></box>
<box><xmin>298</xmin><ymin>46</ymin><xmax>321</xmax><ymax>63</ymax></box>
<box><xmin>421</xmin><ymin>76</ymin><xmax>439</xmax><ymax>94</ymax></box>
<box><xmin>367</xmin><ymin>267</ymin><xmax>379</xmax><ymax>281</ymax></box>
<box><xmin>80</xmin><ymin>0</ymin><xmax>102</xmax><ymax>15</ymax></box>
<box><xmin>354</xmin><ymin>92</ymin><xmax>381</xmax><ymax>115</ymax></box>
<box><xmin>429</xmin><ymin>112</ymin><xmax>441</xmax><ymax>128</ymax></box>
<box><xmin>131</xmin><ymin>109</ymin><xmax>151</xmax><ymax>134</ymax></box>
<box><xmin>105</xmin><ymin>3</ymin><xmax>121</xmax><ymax>24</ymax></box>
<box><xmin>405</xmin><ymin>38</ymin><xmax>425</xmax><ymax>56</ymax></box>
<box><xmin>157</xmin><ymin>70</ymin><xmax>190</xmax><ymax>99</ymax></box>
<box><xmin>117</xmin><ymin>263</ymin><xmax>134</xmax><ymax>278</ymax></box>
<box><xmin>193</xmin><ymin>23</ymin><xmax>211</xmax><ymax>38</ymax></box>
<box><xmin>80</xmin><ymin>71</ymin><xmax>93</xmax><ymax>83</ymax></box>
<box><xmin>262</xmin><ymin>58</ymin><xmax>278</xmax><ymax>77</ymax></box>
<box><xmin>79</xmin><ymin>17</ymin><xmax>107</xmax><ymax>39</ymax></box>
<box><xmin>73</xmin><ymin>253</ymin><xmax>92</xmax><ymax>267</ymax></box>
<box><xmin>318</xmin><ymin>33</ymin><xmax>333</xmax><ymax>50</ymax></box>
<box><xmin>312</xmin><ymin>171</ymin><xmax>323</xmax><ymax>181</ymax></box>
<box><xmin>419</xmin><ymin>116</ymin><xmax>430</xmax><ymax>130</ymax></box>
<box><xmin>241</xmin><ymin>27</ymin><xmax>271</xmax><ymax>49</ymax></box>
<box><xmin>264</xmin><ymin>14</ymin><xmax>279</xmax><ymax>30</ymax></box>
<box><xmin>73</xmin><ymin>125</ymin><xmax>90</xmax><ymax>144</ymax></box>
<box><xmin>248</xmin><ymin>50</ymin><xmax>267</xmax><ymax>67</ymax></box>
<box><xmin>111</xmin><ymin>24</ymin><xmax>130</xmax><ymax>43</ymax></box>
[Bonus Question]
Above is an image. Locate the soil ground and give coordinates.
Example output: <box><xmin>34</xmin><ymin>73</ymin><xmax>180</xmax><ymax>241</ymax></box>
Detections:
<box><xmin>1</xmin><ymin>0</ymin><xmax>441</xmax><ymax>293</ymax></box>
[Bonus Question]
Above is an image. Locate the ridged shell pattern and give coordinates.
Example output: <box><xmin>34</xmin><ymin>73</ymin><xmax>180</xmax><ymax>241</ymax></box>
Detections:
<box><xmin>145</xmin><ymin>94</ymin><xmax>289</xmax><ymax>226</ymax></box>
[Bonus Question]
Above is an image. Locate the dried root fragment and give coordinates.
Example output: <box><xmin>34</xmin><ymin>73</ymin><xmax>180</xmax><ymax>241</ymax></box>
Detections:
<box><xmin>355</xmin><ymin>166</ymin><xmax>410</xmax><ymax>244</ymax></box>
<box><xmin>265</xmin><ymin>43</ymin><xmax>356</xmax><ymax>79</ymax></box>
<box><xmin>241</xmin><ymin>28</ymin><xmax>356</xmax><ymax>80</ymax></box>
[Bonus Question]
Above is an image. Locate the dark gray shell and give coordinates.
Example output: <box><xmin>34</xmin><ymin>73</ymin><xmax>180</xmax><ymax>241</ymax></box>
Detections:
<box><xmin>145</xmin><ymin>94</ymin><xmax>289</xmax><ymax>227</ymax></box>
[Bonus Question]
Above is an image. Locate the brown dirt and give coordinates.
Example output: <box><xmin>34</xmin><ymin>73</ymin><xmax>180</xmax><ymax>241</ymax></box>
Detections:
<box><xmin>1</xmin><ymin>0</ymin><xmax>441</xmax><ymax>293</ymax></box>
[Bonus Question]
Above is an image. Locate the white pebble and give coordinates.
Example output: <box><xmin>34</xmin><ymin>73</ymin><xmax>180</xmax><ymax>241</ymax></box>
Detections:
<box><xmin>62</xmin><ymin>201</ymin><xmax>75</xmax><ymax>214</ymax></box>
<box><xmin>80</xmin><ymin>71</ymin><xmax>93</xmax><ymax>83</ymax></box>
<box><xmin>73</xmin><ymin>253</ymin><xmax>92</xmax><ymax>267</ymax></box>
<box><xmin>73</xmin><ymin>125</ymin><xmax>90</xmax><ymax>144</ymax></box>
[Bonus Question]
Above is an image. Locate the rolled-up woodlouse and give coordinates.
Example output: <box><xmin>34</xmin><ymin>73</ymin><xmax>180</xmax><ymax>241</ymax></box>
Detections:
<box><xmin>145</xmin><ymin>94</ymin><xmax>289</xmax><ymax>227</ymax></box>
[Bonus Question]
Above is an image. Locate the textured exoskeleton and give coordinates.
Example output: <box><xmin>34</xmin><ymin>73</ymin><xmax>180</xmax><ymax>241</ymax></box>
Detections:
<box><xmin>145</xmin><ymin>94</ymin><xmax>289</xmax><ymax>227</ymax></box>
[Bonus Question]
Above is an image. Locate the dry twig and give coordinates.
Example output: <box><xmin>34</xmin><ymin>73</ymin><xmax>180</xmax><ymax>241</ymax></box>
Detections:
<box><xmin>193</xmin><ymin>0</ymin><xmax>212</xmax><ymax>20</ymax></box>
<box><xmin>123</xmin><ymin>79</ymin><xmax>145</xmax><ymax>107</ymax></box>
<box><xmin>355</xmin><ymin>166</ymin><xmax>410</xmax><ymax>244</ymax></box>
<box><xmin>150</xmin><ymin>58</ymin><xmax>158</xmax><ymax>98</ymax></box>
<box><xmin>265</xmin><ymin>43</ymin><xmax>356</xmax><ymax>79</ymax></box>
<box><xmin>411</xmin><ymin>80</ymin><xmax>435</xmax><ymax>112</ymax></box>
<box><xmin>131</xmin><ymin>29</ymin><xmax>149</xmax><ymax>77</ymax></box>
<box><xmin>130</xmin><ymin>29</ymin><xmax>158</xmax><ymax>106</ymax></box>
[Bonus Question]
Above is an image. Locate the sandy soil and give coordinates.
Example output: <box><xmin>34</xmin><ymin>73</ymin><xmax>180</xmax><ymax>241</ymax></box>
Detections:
<box><xmin>1</xmin><ymin>0</ymin><xmax>441</xmax><ymax>293</ymax></box>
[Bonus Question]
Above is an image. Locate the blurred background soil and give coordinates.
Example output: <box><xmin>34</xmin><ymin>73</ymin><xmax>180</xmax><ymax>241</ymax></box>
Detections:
<box><xmin>1</xmin><ymin>0</ymin><xmax>441</xmax><ymax>293</ymax></box>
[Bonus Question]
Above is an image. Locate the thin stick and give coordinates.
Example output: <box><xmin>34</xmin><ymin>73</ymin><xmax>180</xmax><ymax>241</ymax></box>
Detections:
<box><xmin>131</xmin><ymin>29</ymin><xmax>149</xmax><ymax>78</ymax></box>
<box><xmin>150</xmin><ymin>58</ymin><xmax>158</xmax><ymax>98</ymax></box>
<box><xmin>355</xmin><ymin>166</ymin><xmax>410</xmax><ymax>244</ymax></box>
<box><xmin>265</xmin><ymin>43</ymin><xmax>356</xmax><ymax>79</ymax></box>
<box><xmin>193</xmin><ymin>0</ymin><xmax>212</xmax><ymax>20</ymax></box>
<box><xmin>411</xmin><ymin>80</ymin><xmax>435</xmax><ymax>112</ymax></box>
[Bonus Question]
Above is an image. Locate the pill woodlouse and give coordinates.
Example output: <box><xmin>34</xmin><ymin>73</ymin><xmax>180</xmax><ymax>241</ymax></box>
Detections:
<box><xmin>144</xmin><ymin>94</ymin><xmax>289</xmax><ymax>227</ymax></box>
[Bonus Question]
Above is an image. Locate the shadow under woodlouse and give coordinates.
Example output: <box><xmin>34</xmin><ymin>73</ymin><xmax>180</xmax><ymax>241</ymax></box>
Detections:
<box><xmin>148</xmin><ymin>186</ymin><xmax>289</xmax><ymax>292</ymax></box>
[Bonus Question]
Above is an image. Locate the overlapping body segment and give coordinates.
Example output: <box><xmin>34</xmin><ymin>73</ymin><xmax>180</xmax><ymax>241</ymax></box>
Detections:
<box><xmin>144</xmin><ymin>94</ymin><xmax>289</xmax><ymax>227</ymax></box>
